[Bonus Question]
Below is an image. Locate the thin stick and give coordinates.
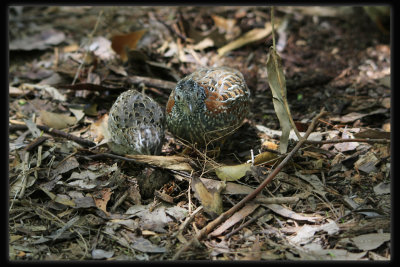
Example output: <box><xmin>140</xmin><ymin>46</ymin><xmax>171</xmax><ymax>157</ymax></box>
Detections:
<box><xmin>172</xmin><ymin>108</ymin><xmax>327</xmax><ymax>260</ymax></box>
<box><xmin>9</xmin><ymin>122</ymin><xmax>96</xmax><ymax>147</ymax></box>
<box><xmin>305</xmin><ymin>138</ymin><xmax>390</xmax><ymax>145</ymax></box>
<box><xmin>72</xmin><ymin>10</ymin><xmax>103</xmax><ymax>85</ymax></box>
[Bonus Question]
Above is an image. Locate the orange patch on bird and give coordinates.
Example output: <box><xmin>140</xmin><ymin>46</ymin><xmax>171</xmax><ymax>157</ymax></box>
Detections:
<box><xmin>166</xmin><ymin>96</ymin><xmax>175</xmax><ymax>114</ymax></box>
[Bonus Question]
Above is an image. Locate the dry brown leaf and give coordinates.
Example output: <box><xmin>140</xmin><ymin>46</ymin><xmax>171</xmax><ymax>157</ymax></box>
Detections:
<box><xmin>94</xmin><ymin>188</ymin><xmax>113</xmax><ymax>216</ymax></box>
<box><xmin>89</xmin><ymin>114</ymin><xmax>109</xmax><ymax>144</ymax></box>
<box><xmin>209</xmin><ymin>203</ymin><xmax>259</xmax><ymax>236</ymax></box>
<box><xmin>111</xmin><ymin>29</ymin><xmax>147</xmax><ymax>62</ymax></box>
<box><xmin>39</xmin><ymin>110</ymin><xmax>76</xmax><ymax>129</ymax></box>
<box><xmin>254</xmin><ymin>151</ymin><xmax>279</xmax><ymax>165</ymax></box>
<box><xmin>125</xmin><ymin>155</ymin><xmax>193</xmax><ymax>172</ymax></box>
<box><xmin>265</xmin><ymin>203</ymin><xmax>322</xmax><ymax>223</ymax></box>
<box><xmin>218</xmin><ymin>22</ymin><xmax>272</xmax><ymax>56</ymax></box>
<box><xmin>211</xmin><ymin>14</ymin><xmax>236</xmax><ymax>32</ymax></box>
<box><xmin>192</xmin><ymin>176</ymin><xmax>223</xmax><ymax>217</ymax></box>
<box><xmin>261</xmin><ymin>140</ymin><xmax>278</xmax><ymax>150</ymax></box>
<box><xmin>354</xmin><ymin>129</ymin><xmax>390</xmax><ymax>139</ymax></box>
<box><xmin>223</xmin><ymin>182</ymin><xmax>254</xmax><ymax>195</ymax></box>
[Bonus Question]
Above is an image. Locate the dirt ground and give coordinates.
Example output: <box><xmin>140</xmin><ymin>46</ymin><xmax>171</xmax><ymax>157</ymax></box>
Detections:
<box><xmin>8</xmin><ymin>6</ymin><xmax>390</xmax><ymax>261</ymax></box>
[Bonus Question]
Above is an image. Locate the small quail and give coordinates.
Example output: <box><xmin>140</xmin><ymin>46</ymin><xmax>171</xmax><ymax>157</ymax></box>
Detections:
<box><xmin>166</xmin><ymin>67</ymin><xmax>250</xmax><ymax>146</ymax></box>
<box><xmin>108</xmin><ymin>89</ymin><xmax>165</xmax><ymax>155</ymax></box>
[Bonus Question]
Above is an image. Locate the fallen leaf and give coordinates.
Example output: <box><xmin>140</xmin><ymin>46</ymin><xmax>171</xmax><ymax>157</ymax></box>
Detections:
<box><xmin>192</xmin><ymin>37</ymin><xmax>214</xmax><ymax>50</ymax></box>
<box><xmin>125</xmin><ymin>155</ymin><xmax>193</xmax><ymax>172</ymax></box>
<box><xmin>289</xmin><ymin>220</ymin><xmax>339</xmax><ymax>245</ymax></box>
<box><xmin>348</xmin><ymin>233</ymin><xmax>390</xmax><ymax>251</ymax></box>
<box><xmin>39</xmin><ymin>110</ymin><xmax>77</xmax><ymax>129</ymax></box>
<box><xmin>89</xmin><ymin>36</ymin><xmax>116</xmax><ymax>61</ymax></box>
<box><xmin>209</xmin><ymin>203</ymin><xmax>259</xmax><ymax>236</ymax></box>
<box><xmin>192</xmin><ymin>176</ymin><xmax>224</xmax><ymax>217</ymax></box>
<box><xmin>10</xmin><ymin>29</ymin><xmax>66</xmax><ymax>51</ymax></box>
<box><xmin>92</xmin><ymin>249</ymin><xmax>114</xmax><ymax>260</ymax></box>
<box><xmin>373</xmin><ymin>182</ymin><xmax>390</xmax><ymax>195</ymax></box>
<box><xmin>89</xmin><ymin>114</ymin><xmax>109</xmax><ymax>144</ymax></box>
<box><xmin>267</xmin><ymin>46</ymin><xmax>291</xmax><ymax>153</ymax></box>
<box><xmin>265</xmin><ymin>203</ymin><xmax>322</xmax><ymax>223</ymax></box>
<box><xmin>111</xmin><ymin>29</ymin><xmax>147</xmax><ymax>62</ymax></box>
<box><xmin>94</xmin><ymin>188</ymin><xmax>113</xmax><ymax>215</ymax></box>
<box><xmin>223</xmin><ymin>182</ymin><xmax>254</xmax><ymax>195</ymax></box>
<box><xmin>354</xmin><ymin>151</ymin><xmax>380</xmax><ymax>173</ymax></box>
<box><xmin>215</xmin><ymin>162</ymin><xmax>252</xmax><ymax>181</ymax></box>
<box><xmin>21</xmin><ymin>83</ymin><xmax>66</xmax><ymax>101</ymax></box>
<box><xmin>218</xmin><ymin>22</ymin><xmax>272</xmax><ymax>56</ymax></box>
<box><xmin>354</xmin><ymin>129</ymin><xmax>390</xmax><ymax>139</ymax></box>
<box><xmin>254</xmin><ymin>151</ymin><xmax>279</xmax><ymax>165</ymax></box>
<box><xmin>211</xmin><ymin>14</ymin><xmax>236</xmax><ymax>32</ymax></box>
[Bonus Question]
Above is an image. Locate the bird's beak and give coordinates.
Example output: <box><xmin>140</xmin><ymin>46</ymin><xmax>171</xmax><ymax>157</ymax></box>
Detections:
<box><xmin>182</xmin><ymin>102</ymin><xmax>192</xmax><ymax>114</ymax></box>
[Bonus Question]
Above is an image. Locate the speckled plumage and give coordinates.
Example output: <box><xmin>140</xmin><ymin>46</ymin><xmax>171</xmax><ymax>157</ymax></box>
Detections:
<box><xmin>108</xmin><ymin>90</ymin><xmax>165</xmax><ymax>155</ymax></box>
<box><xmin>166</xmin><ymin>67</ymin><xmax>250</xmax><ymax>145</ymax></box>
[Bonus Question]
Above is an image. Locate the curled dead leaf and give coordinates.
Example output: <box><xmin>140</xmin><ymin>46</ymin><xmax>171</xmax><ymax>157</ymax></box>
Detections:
<box><xmin>192</xmin><ymin>176</ymin><xmax>223</xmax><ymax>217</ymax></box>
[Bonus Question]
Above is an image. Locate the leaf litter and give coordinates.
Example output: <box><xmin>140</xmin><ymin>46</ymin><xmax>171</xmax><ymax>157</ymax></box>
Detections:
<box><xmin>8</xmin><ymin>6</ymin><xmax>390</xmax><ymax>261</ymax></box>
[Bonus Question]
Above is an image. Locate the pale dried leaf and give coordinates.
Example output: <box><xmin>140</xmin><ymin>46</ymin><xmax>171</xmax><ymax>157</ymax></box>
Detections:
<box><xmin>39</xmin><ymin>110</ymin><xmax>76</xmax><ymax>129</ymax></box>
<box><xmin>92</xmin><ymin>249</ymin><xmax>114</xmax><ymax>259</ymax></box>
<box><xmin>125</xmin><ymin>155</ymin><xmax>193</xmax><ymax>172</ymax></box>
<box><xmin>266</xmin><ymin>47</ymin><xmax>291</xmax><ymax>153</ymax></box>
<box><xmin>192</xmin><ymin>176</ymin><xmax>223</xmax><ymax>217</ymax></box>
<box><xmin>264</xmin><ymin>203</ymin><xmax>322</xmax><ymax>223</ymax></box>
<box><xmin>350</xmin><ymin>233</ymin><xmax>390</xmax><ymax>251</ymax></box>
<box><xmin>215</xmin><ymin>162</ymin><xmax>252</xmax><ymax>181</ymax></box>
<box><xmin>210</xmin><ymin>203</ymin><xmax>259</xmax><ymax>236</ymax></box>
<box><xmin>218</xmin><ymin>22</ymin><xmax>272</xmax><ymax>56</ymax></box>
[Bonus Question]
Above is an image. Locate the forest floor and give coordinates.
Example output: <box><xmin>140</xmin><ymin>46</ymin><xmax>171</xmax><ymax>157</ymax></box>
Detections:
<box><xmin>8</xmin><ymin>6</ymin><xmax>391</xmax><ymax>261</ymax></box>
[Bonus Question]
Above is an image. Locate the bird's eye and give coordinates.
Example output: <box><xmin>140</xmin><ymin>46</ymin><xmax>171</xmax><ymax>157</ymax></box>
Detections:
<box><xmin>176</xmin><ymin>95</ymin><xmax>181</xmax><ymax>101</ymax></box>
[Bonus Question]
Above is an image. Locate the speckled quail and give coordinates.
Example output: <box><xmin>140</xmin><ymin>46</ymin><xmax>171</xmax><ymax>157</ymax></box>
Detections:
<box><xmin>166</xmin><ymin>67</ymin><xmax>250</xmax><ymax>146</ymax></box>
<box><xmin>108</xmin><ymin>89</ymin><xmax>165</xmax><ymax>155</ymax></box>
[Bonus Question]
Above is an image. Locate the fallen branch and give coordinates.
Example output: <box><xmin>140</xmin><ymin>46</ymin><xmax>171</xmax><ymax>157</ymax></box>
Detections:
<box><xmin>172</xmin><ymin>108</ymin><xmax>327</xmax><ymax>260</ymax></box>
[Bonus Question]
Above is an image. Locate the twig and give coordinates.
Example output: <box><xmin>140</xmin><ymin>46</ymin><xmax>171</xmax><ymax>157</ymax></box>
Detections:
<box><xmin>305</xmin><ymin>138</ymin><xmax>390</xmax><ymax>145</ymax></box>
<box><xmin>271</xmin><ymin>7</ymin><xmax>276</xmax><ymax>50</ymax></box>
<box><xmin>24</xmin><ymin>136</ymin><xmax>48</xmax><ymax>152</ymax></box>
<box><xmin>110</xmin><ymin>191</ymin><xmax>129</xmax><ymax>212</ymax></box>
<box><xmin>9</xmin><ymin>122</ymin><xmax>96</xmax><ymax>147</ymax></box>
<box><xmin>173</xmin><ymin>205</ymin><xmax>203</xmax><ymax>239</ymax></box>
<box><xmin>254</xmin><ymin>196</ymin><xmax>299</xmax><ymax>205</ymax></box>
<box><xmin>154</xmin><ymin>14</ymin><xmax>190</xmax><ymax>42</ymax></box>
<box><xmin>126</xmin><ymin>75</ymin><xmax>176</xmax><ymax>91</ymax></box>
<box><xmin>81</xmin><ymin>152</ymin><xmax>140</xmax><ymax>164</ymax></box>
<box><xmin>72</xmin><ymin>10</ymin><xmax>103</xmax><ymax>85</ymax></box>
<box><xmin>172</xmin><ymin>108</ymin><xmax>327</xmax><ymax>260</ymax></box>
<box><xmin>57</xmin><ymin>74</ymin><xmax>177</xmax><ymax>92</ymax></box>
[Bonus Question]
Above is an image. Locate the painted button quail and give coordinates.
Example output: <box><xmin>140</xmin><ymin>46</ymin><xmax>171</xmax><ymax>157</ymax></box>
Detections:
<box><xmin>166</xmin><ymin>67</ymin><xmax>250</xmax><ymax>146</ymax></box>
<box><xmin>108</xmin><ymin>89</ymin><xmax>165</xmax><ymax>155</ymax></box>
